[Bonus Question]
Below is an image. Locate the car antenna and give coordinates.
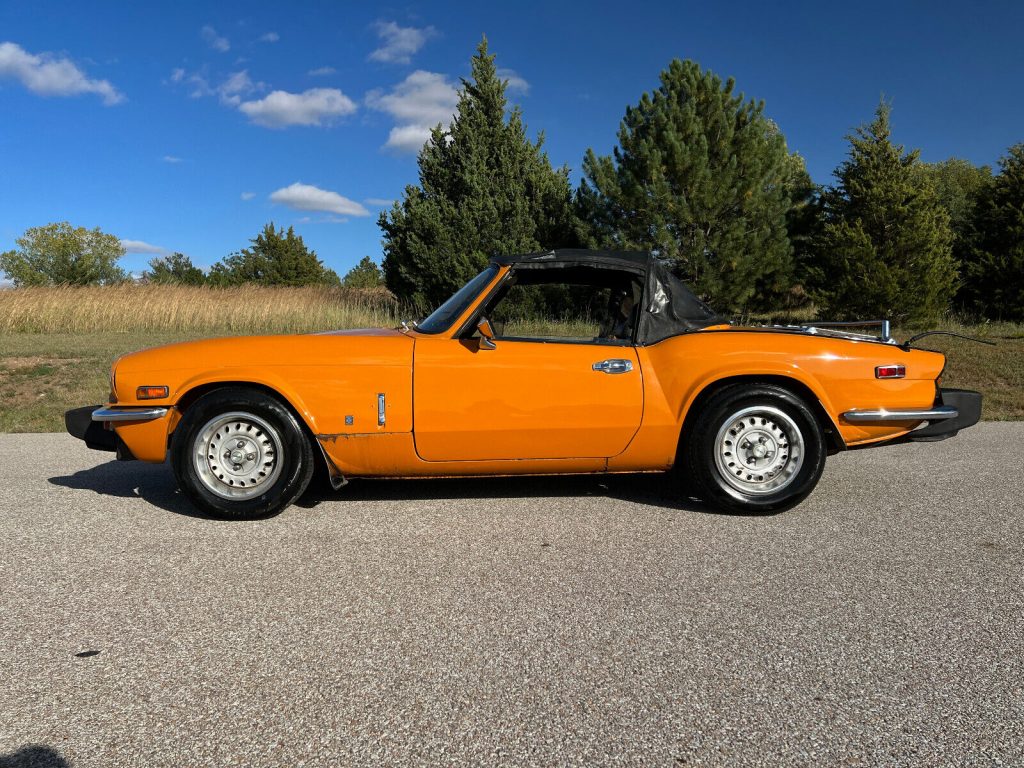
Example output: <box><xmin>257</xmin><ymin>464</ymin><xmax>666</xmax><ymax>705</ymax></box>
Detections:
<box><xmin>900</xmin><ymin>330</ymin><xmax>997</xmax><ymax>350</ymax></box>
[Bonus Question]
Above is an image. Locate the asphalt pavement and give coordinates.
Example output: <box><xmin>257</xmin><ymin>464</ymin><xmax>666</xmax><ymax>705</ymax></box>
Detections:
<box><xmin>0</xmin><ymin>426</ymin><xmax>1022</xmax><ymax>767</ymax></box>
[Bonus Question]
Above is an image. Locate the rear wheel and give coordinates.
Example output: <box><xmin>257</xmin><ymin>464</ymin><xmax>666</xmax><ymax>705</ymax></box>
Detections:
<box><xmin>684</xmin><ymin>384</ymin><xmax>825</xmax><ymax>513</ymax></box>
<box><xmin>171</xmin><ymin>388</ymin><xmax>314</xmax><ymax>519</ymax></box>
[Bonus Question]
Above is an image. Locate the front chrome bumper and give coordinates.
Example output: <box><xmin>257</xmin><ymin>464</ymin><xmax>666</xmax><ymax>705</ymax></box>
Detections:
<box><xmin>92</xmin><ymin>406</ymin><xmax>168</xmax><ymax>422</ymax></box>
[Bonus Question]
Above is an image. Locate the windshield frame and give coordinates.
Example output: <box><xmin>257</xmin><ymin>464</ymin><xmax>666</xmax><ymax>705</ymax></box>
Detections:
<box><xmin>414</xmin><ymin>264</ymin><xmax>501</xmax><ymax>335</ymax></box>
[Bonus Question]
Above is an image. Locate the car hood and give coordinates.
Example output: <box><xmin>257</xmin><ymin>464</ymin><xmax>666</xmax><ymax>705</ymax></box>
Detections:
<box><xmin>114</xmin><ymin>327</ymin><xmax>413</xmax><ymax>374</ymax></box>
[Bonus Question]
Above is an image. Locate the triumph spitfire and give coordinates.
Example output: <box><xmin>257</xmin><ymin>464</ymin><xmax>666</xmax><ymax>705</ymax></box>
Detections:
<box><xmin>66</xmin><ymin>249</ymin><xmax>982</xmax><ymax>518</ymax></box>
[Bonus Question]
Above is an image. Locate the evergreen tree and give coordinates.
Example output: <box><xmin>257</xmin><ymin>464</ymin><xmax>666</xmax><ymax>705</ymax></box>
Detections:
<box><xmin>379</xmin><ymin>38</ymin><xmax>580</xmax><ymax>307</ymax></box>
<box><xmin>813</xmin><ymin>102</ymin><xmax>957</xmax><ymax>323</ymax></box>
<box><xmin>913</xmin><ymin>158</ymin><xmax>993</xmax><ymax>280</ymax></box>
<box><xmin>0</xmin><ymin>222</ymin><xmax>127</xmax><ymax>286</ymax></box>
<box><xmin>960</xmin><ymin>144</ymin><xmax>1024</xmax><ymax>320</ymax></box>
<box><xmin>779</xmin><ymin>148</ymin><xmax>823</xmax><ymax>307</ymax></box>
<box><xmin>144</xmin><ymin>252</ymin><xmax>206</xmax><ymax>285</ymax></box>
<box><xmin>209</xmin><ymin>223</ymin><xmax>340</xmax><ymax>286</ymax></box>
<box><xmin>341</xmin><ymin>256</ymin><xmax>384</xmax><ymax>288</ymax></box>
<box><xmin>577</xmin><ymin>59</ymin><xmax>795</xmax><ymax>311</ymax></box>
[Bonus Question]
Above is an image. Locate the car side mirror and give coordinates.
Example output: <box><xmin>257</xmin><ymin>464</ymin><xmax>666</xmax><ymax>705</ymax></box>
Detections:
<box><xmin>477</xmin><ymin>317</ymin><xmax>497</xmax><ymax>350</ymax></box>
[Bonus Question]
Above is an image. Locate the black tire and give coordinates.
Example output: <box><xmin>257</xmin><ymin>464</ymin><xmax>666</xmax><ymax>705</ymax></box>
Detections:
<box><xmin>683</xmin><ymin>384</ymin><xmax>826</xmax><ymax>514</ymax></box>
<box><xmin>170</xmin><ymin>388</ymin><xmax>314</xmax><ymax>519</ymax></box>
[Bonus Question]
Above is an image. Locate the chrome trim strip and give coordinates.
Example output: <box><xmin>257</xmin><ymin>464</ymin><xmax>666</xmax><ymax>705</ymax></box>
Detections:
<box><xmin>92</xmin><ymin>407</ymin><xmax>169</xmax><ymax>423</ymax></box>
<box><xmin>842</xmin><ymin>406</ymin><xmax>958</xmax><ymax>423</ymax></box>
<box><xmin>377</xmin><ymin>393</ymin><xmax>386</xmax><ymax>426</ymax></box>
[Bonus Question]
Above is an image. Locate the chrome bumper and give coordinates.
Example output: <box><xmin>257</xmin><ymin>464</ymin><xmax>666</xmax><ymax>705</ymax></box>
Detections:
<box><xmin>841</xmin><ymin>405</ymin><xmax>958</xmax><ymax>423</ymax></box>
<box><xmin>92</xmin><ymin>406</ymin><xmax>169</xmax><ymax>422</ymax></box>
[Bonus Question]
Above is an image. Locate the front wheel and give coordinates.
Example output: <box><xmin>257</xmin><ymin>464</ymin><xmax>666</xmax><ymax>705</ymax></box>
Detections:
<box><xmin>170</xmin><ymin>388</ymin><xmax>314</xmax><ymax>519</ymax></box>
<box><xmin>683</xmin><ymin>384</ymin><xmax>826</xmax><ymax>514</ymax></box>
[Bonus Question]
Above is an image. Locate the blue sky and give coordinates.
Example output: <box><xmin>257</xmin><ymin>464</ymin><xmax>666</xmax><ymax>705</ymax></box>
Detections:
<box><xmin>2</xmin><ymin>1</ymin><xmax>1023</xmax><ymax>279</ymax></box>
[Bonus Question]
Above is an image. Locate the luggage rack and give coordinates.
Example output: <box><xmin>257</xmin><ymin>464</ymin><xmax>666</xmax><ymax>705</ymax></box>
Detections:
<box><xmin>798</xmin><ymin>319</ymin><xmax>892</xmax><ymax>343</ymax></box>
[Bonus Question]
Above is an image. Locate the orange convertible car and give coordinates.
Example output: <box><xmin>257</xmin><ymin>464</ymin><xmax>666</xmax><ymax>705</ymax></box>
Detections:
<box><xmin>66</xmin><ymin>250</ymin><xmax>981</xmax><ymax>518</ymax></box>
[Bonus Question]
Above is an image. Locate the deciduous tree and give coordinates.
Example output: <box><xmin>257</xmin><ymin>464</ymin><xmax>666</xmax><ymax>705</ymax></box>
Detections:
<box><xmin>0</xmin><ymin>222</ymin><xmax>127</xmax><ymax>286</ymax></box>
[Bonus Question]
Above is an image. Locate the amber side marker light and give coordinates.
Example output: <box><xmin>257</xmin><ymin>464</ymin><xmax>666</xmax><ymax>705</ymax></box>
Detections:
<box><xmin>875</xmin><ymin>365</ymin><xmax>906</xmax><ymax>379</ymax></box>
<box><xmin>137</xmin><ymin>385</ymin><xmax>169</xmax><ymax>399</ymax></box>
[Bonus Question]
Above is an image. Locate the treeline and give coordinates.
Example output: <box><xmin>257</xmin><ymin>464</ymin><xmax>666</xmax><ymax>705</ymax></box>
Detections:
<box><xmin>0</xmin><ymin>223</ymin><xmax>385</xmax><ymax>290</ymax></box>
<box><xmin>3</xmin><ymin>39</ymin><xmax>1022</xmax><ymax>324</ymax></box>
<box><xmin>381</xmin><ymin>41</ymin><xmax>1023</xmax><ymax>323</ymax></box>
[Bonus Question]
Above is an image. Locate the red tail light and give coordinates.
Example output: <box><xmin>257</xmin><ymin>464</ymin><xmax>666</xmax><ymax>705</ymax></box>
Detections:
<box><xmin>875</xmin><ymin>365</ymin><xmax>906</xmax><ymax>379</ymax></box>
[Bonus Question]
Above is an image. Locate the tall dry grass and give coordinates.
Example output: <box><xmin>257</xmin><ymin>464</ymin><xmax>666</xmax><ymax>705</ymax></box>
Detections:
<box><xmin>0</xmin><ymin>284</ymin><xmax>403</xmax><ymax>334</ymax></box>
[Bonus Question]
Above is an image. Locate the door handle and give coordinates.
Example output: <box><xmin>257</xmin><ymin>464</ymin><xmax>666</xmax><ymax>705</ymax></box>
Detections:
<box><xmin>592</xmin><ymin>358</ymin><xmax>634</xmax><ymax>374</ymax></box>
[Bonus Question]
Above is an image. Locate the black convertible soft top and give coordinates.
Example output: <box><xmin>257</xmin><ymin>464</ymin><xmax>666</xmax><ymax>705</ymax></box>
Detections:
<box><xmin>492</xmin><ymin>249</ymin><xmax>720</xmax><ymax>344</ymax></box>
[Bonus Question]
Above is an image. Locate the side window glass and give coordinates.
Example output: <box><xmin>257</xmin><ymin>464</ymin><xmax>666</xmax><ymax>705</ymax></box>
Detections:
<box><xmin>485</xmin><ymin>268</ymin><xmax>642</xmax><ymax>344</ymax></box>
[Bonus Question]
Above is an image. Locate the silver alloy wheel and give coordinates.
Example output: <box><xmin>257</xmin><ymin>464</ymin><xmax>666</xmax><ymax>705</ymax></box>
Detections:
<box><xmin>713</xmin><ymin>405</ymin><xmax>805</xmax><ymax>496</ymax></box>
<box><xmin>192</xmin><ymin>411</ymin><xmax>283</xmax><ymax>500</ymax></box>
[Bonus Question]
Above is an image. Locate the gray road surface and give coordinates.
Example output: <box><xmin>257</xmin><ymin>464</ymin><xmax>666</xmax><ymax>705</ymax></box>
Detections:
<box><xmin>0</xmin><ymin>426</ymin><xmax>1022</xmax><ymax>767</ymax></box>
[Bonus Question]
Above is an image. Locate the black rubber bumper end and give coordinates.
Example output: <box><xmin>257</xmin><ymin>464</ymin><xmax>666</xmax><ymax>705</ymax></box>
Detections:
<box><xmin>908</xmin><ymin>388</ymin><xmax>983</xmax><ymax>442</ymax></box>
<box><xmin>64</xmin><ymin>405</ymin><xmax>117</xmax><ymax>452</ymax></box>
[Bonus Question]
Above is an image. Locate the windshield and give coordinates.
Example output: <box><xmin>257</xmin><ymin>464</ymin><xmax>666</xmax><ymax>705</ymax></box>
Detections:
<box><xmin>415</xmin><ymin>264</ymin><xmax>500</xmax><ymax>334</ymax></box>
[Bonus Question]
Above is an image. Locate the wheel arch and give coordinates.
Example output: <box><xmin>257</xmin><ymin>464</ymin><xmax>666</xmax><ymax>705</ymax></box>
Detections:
<box><xmin>171</xmin><ymin>380</ymin><xmax>338</xmax><ymax>482</ymax></box>
<box><xmin>678</xmin><ymin>374</ymin><xmax>846</xmax><ymax>458</ymax></box>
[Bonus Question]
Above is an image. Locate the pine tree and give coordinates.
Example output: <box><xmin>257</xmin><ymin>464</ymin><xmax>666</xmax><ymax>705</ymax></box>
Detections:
<box><xmin>576</xmin><ymin>59</ymin><xmax>795</xmax><ymax>312</ymax></box>
<box><xmin>912</xmin><ymin>158</ymin><xmax>992</xmax><ymax>284</ymax></box>
<box><xmin>144</xmin><ymin>252</ymin><xmax>206</xmax><ymax>285</ymax></box>
<box><xmin>813</xmin><ymin>102</ymin><xmax>957</xmax><ymax>323</ymax></box>
<box><xmin>342</xmin><ymin>256</ymin><xmax>384</xmax><ymax>288</ymax></box>
<box><xmin>960</xmin><ymin>144</ymin><xmax>1024</xmax><ymax>320</ymax></box>
<box><xmin>208</xmin><ymin>223</ymin><xmax>340</xmax><ymax>286</ymax></box>
<box><xmin>379</xmin><ymin>38</ymin><xmax>580</xmax><ymax>307</ymax></box>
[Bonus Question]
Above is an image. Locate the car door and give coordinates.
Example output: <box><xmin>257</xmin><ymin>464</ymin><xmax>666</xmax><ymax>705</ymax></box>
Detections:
<box><xmin>412</xmin><ymin>337</ymin><xmax>643</xmax><ymax>461</ymax></box>
<box><xmin>412</xmin><ymin>265</ymin><xmax>645</xmax><ymax>462</ymax></box>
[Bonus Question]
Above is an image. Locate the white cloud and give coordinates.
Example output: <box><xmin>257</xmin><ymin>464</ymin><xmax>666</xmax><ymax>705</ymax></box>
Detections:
<box><xmin>497</xmin><ymin>67</ymin><xmax>530</xmax><ymax>95</ymax></box>
<box><xmin>240</xmin><ymin>191</ymin><xmax>256</xmax><ymax>200</ymax></box>
<box><xmin>179</xmin><ymin>68</ymin><xmax>262</xmax><ymax>106</ymax></box>
<box><xmin>239</xmin><ymin>88</ymin><xmax>356</xmax><ymax>128</ymax></box>
<box><xmin>307</xmin><ymin>66</ymin><xmax>336</xmax><ymax>77</ymax></box>
<box><xmin>217</xmin><ymin>69</ymin><xmax>258</xmax><ymax>106</ymax></box>
<box><xmin>366</xmin><ymin>70</ymin><xmax>458</xmax><ymax>153</ymax></box>
<box><xmin>121</xmin><ymin>239</ymin><xmax>169</xmax><ymax>255</ymax></box>
<box><xmin>201</xmin><ymin>25</ymin><xmax>230</xmax><ymax>52</ymax></box>
<box><xmin>369</xmin><ymin>21</ymin><xmax>435</xmax><ymax>64</ymax></box>
<box><xmin>169</xmin><ymin>67</ymin><xmax>185</xmax><ymax>83</ymax></box>
<box><xmin>0</xmin><ymin>41</ymin><xmax>124</xmax><ymax>105</ymax></box>
<box><xmin>258</xmin><ymin>32</ymin><xmax>280</xmax><ymax>43</ymax></box>
<box><xmin>384</xmin><ymin>124</ymin><xmax>434</xmax><ymax>153</ymax></box>
<box><xmin>269</xmin><ymin>183</ymin><xmax>370</xmax><ymax>217</ymax></box>
<box><xmin>163</xmin><ymin>155</ymin><xmax>182</xmax><ymax>163</ymax></box>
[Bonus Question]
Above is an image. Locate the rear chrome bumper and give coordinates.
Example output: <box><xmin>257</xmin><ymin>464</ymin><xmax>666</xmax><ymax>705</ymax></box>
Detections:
<box><xmin>842</xmin><ymin>405</ymin><xmax>958</xmax><ymax>423</ymax></box>
<box><xmin>92</xmin><ymin>406</ymin><xmax>168</xmax><ymax>422</ymax></box>
<box><xmin>843</xmin><ymin>389</ymin><xmax>982</xmax><ymax>443</ymax></box>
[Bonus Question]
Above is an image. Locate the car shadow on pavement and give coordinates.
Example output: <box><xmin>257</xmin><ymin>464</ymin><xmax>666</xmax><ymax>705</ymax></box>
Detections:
<box><xmin>0</xmin><ymin>745</ymin><xmax>70</xmax><ymax>768</ymax></box>
<box><xmin>49</xmin><ymin>457</ymin><xmax>725</xmax><ymax>518</ymax></box>
<box><xmin>48</xmin><ymin>460</ymin><xmax>202</xmax><ymax>518</ymax></box>
<box><xmin>298</xmin><ymin>471</ymin><xmax>721</xmax><ymax>515</ymax></box>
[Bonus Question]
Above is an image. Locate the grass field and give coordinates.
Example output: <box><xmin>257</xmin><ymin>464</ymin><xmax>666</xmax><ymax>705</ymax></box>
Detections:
<box><xmin>1</xmin><ymin>286</ymin><xmax>1021</xmax><ymax>431</ymax></box>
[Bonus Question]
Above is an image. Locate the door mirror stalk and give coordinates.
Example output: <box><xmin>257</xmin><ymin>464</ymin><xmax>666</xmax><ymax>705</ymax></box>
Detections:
<box><xmin>477</xmin><ymin>318</ymin><xmax>497</xmax><ymax>350</ymax></box>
